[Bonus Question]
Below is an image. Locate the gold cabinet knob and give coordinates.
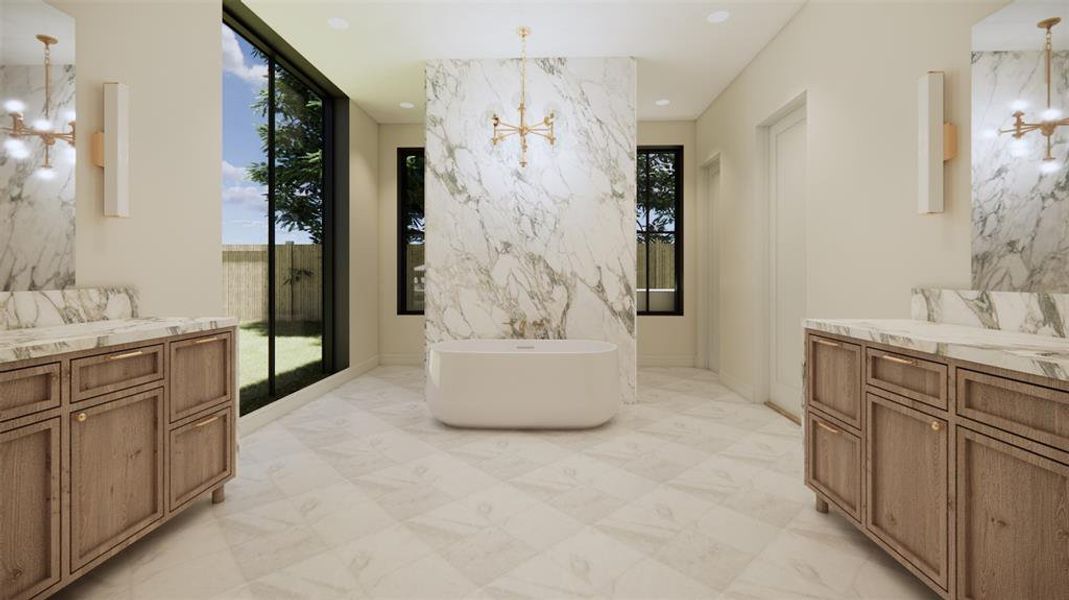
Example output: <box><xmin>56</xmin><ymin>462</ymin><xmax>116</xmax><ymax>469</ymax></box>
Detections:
<box><xmin>76</xmin><ymin>413</ymin><xmax>87</xmax><ymax>423</ymax></box>
<box><xmin>930</xmin><ymin>421</ymin><xmax>942</xmax><ymax>432</ymax></box>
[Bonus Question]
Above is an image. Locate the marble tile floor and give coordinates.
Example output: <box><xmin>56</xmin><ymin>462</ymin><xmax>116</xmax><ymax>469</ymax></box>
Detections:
<box><xmin>56</xmin><ymin>366</ymin><xmax>935</xmax><ymax>600</ymax></box>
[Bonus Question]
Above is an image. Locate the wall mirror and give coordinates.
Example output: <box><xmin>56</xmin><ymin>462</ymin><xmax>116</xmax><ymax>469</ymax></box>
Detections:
<box><xmin>972</xmin><ymin>2</ymin><xmax>1069</xmax><ymax>292</ymax></box>
<box><xmin>0</xmin><ymin>0</ymin><xmax>75</xmax><ymax>291</ymax></box>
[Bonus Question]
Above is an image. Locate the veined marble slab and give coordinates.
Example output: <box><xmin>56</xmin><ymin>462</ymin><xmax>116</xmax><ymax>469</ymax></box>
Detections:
<box><xmin>0</xmin><ymin>287</ymin><xmax>138</xmax><ymax>330</ymax></box>
<box><xmin>424</xmin><ymin>56</ymin><xmax>638</xmax><ymax>402</ymax></box>
<box><xmin>0</xmin><ymin>316</ymin><xmax>239</xmax><ymax>364</ymax></box>
<box><xmin>805</xmin><ymin>318</ymin><xmax>1069</xmax><ymax>382</ymax></box>
<box><xmin>971</xmin><ymin>50</ymin><xmax>1069</xmax><ymax>292</ymax></box>
<box><xmin>911</xmin><ymin>288</ymin><xmax>1069</xmax><ymax>337</ymax></box>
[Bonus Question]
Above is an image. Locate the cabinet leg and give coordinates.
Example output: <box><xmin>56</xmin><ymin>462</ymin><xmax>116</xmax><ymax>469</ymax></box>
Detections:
<box><xmin>211</xmin><ymin>486</ymin><xmax>226</xmax><ymax>504</ymax></box>
<box><xmin>812</xmin><ymin>494</ymin><xmax>829</xmax><ymax>513</ymax></box>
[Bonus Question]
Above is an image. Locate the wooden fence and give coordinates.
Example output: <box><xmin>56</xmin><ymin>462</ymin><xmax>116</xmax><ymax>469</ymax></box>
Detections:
<box><xmin>223</xmin><ymin>244</ymin><xmax>322</xmax><ymax>323</ymax></box>
<box><xmin>637</xmin><ymin>240</ymin><xmax>677</xmax><ymax>290</ymax></box>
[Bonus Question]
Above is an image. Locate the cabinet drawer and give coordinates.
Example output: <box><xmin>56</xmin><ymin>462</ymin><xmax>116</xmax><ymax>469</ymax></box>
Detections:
<box><xmin>805</xmin><ymin>411</ymin><xmax>862</xmax><ymax>521</ymax></box>
<box><xmin>169</xmin><ymin>407</ymin><xmax>234</xmax><ymax>511</ymax></box>
<box><xmin>866</xmin><ymin>348</ymin><xmax>947</xmax><ymax>410</ymax></box>
<box><xmin>169</xmin><ymin>332</ymin><xmax>232</xmax><ymax>423</ymax></box>
<box><xmin>806</xmin><ymin>335</ymin><xmax>863</xmax><ymax>429</ymax></box>
<box><xmin>71</xmin><ymin>345</ymin><xmax>164</xmax><ymax>402</ymax></box>
<box><xmin>957</xmin><ymin>428</ymin><xmax>1069</xmax><ymax>599</ymax></box>
<box><xmin>0</xmin><ymin>363</ymin><xmax>60</xmax><ymax>422</ymax></box>
<box><xmin>957</xmin><ymin>369</ymin><xmax>1069</xmax><ymax>449</ymax></box>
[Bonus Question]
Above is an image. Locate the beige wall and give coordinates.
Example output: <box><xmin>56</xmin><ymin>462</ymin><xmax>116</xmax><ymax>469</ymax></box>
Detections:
<box><xmin>695</xmin><ymin>1</ymin><xmax>1002</xmax><ymax>398</ymax></box>
<box><xmin>57</xmin><ymin>0</ymin><xmax>223</xmax><ymax>316</ymax></box>
<box><xmin>637</xmin><ymin>121</ymin><xmax>697</xmax><ymax>367</ymax></box>
<box><xmin>350</xmin><ymin>102</ymin><xmax>381</xmax><ymax>370</ymax></box>
<box><xmin>377</xmin><ymin>122</ymin><xmax>696</xmax><ymax>366</ymax></box>
<box><xmin>378</xmin><ymin>123</ymin><xmax>424</xmax><ymax>364</ymax></box>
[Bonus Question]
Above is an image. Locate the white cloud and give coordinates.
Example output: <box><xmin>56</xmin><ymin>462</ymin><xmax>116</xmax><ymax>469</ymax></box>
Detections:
<box><xmin>222</xmin><ymin>160</ymin><xmax>249</xmax><ymax>182</ymax></box>
<box><xmin>221</xmin><ymin>25</ymin><xmax>267</xmax><ymax>87</ymax></box>
<box><xmin>223</xmin><ymin>183</ymin><xmax>266</xmax><ymax>208</ymax></box>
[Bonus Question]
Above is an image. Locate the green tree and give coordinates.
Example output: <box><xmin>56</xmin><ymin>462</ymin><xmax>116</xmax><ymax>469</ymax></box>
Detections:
<box><xmin>247</xmin><ymin>55</ymin><xmax>325</xmax><ymax>244</ymax></box>
<box><xmin>637</xmin><ymin>151</ymin><xmax>678</xmax><ymax>242</ymax></box>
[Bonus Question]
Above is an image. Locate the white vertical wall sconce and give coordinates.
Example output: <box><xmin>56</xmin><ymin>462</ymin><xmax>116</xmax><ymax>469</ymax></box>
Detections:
<box><xmin>918</xmin><ymin>71</ymin><xmax>958</xmax><ymax>214</ymax></box>
<box><xmin>91</xmin><ymin>82</ymin><xmax>129</xmax><ymax>217</ymax></box>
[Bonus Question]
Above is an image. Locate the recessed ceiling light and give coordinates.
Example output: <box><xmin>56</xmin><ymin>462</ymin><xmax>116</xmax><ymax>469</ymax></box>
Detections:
<box><xmin>707</xmin><ymin>10</ymin><xmax>731</xmax><ymax>24</ymax></box>
<box><xmin>327</xmin><ymin>16</ymin><xmax>349</xmax><ymax>30</ymax></box>
<box><xmin>655</xmin><ymin>99</ymin><xmax>671</xmax><ymax>107</ymax></box>
<box><xmin>399</xmin><ymin>102</ymin><xmax>415</xmax><ymax>109</ymax></box>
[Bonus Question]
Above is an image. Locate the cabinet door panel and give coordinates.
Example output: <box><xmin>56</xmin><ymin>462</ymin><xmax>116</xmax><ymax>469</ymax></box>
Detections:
<box><xmin>169</xmin><ymin>407</ymin><xmax>234</xmax><ymax>511</ymax></box>
<box><xmin>865</xmin><ymin>393</ymin><xmax>948</xmax><ymax>590</ymax></box>
<box><xmin>71</xmin><ymin>345</ymin><xmax>164</xmax><ymax>402</ymax></box>
<box><xmin>170</xmin><ymin>333</ymin><xmax>232</xmax><ymax>423</ymax></box>
<box><xmin>806</xmin><ymin>335</ymin><xmax>862</xmax><ymax>429</ymax></box>
<box><xmin>957</xmin><ymin>429</ymin><xmax>1069</xmax><ymax>600</ymax></box>
<box><xmin>805</xmin><ymin>412</ymin><xmax>861</xmax><ymax>521</ymax></box>
<box><xmin>0</xmin><ymin>419</ymin><xmax>61</xmax><ymax>600</ymax></box>
<box><xmin>70</xmin><ymin>389</ymin><xmax>164</xmax><ymax>571</ymax></box>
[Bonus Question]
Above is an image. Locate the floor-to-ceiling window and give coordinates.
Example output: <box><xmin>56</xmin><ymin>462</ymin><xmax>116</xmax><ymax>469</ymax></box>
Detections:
<box><xmin>397</xmin><ymin>148</ymin><xmax>425</xmax><ymax>315</ymax></box>
<box><xmin>636</xmin><ymin>146</ymin><xmax>684</xmax><ymax>315</ymax></box>
<box><xmin>222</xmin><ymin>14</ymin><xmax>345</xmax><ymax>415</ymax></box>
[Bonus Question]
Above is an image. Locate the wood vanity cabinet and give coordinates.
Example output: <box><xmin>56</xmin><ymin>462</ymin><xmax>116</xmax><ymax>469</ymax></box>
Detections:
<box><xmin>805</xmin><ymin>329</ymin><xmax>1069</xmax><ymax>599</ymax></box>
<box><xmin>0</xmin><ymin>327</ymin><xmax>236</xmax><ymax>600</ymax></box>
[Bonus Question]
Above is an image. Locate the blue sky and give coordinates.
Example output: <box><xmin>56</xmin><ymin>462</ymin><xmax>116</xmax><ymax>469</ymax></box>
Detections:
<box><xmin>221</xmin><ymin>24</ymin><xmax>311</xmax><ymax>245</ymax></box>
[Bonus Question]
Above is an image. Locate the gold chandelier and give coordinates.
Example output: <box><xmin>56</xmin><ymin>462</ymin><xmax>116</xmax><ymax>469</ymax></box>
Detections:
<box><xmin>2</xmin><ymin>34</ymin><xmax>76</xmax><ymax>179</ymax></box>
<box><xmin>1000</xmin><ymin>17</ymin><xmax>1067</xmax><ymax>172</ymax></box>
<box><xmin>491</xmin><ymin>26</ymin><xmax>556</xmax><ymax>168</ymax></box>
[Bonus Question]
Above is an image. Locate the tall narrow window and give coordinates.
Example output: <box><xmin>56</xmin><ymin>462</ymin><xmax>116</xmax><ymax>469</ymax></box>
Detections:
<box><xmin>397</xmin><ymin>148</ymin><xmax>425</xmax><ymax>315</ymax></box>
<box><xmin>222</xmin><ymin>19</ymin><xmax>339</xmax><ymax>414</ymax></box>
<box><xmin>636</xmin><ymin>146</ymin><xmax>684</xmax><ymax>315</ymax></box>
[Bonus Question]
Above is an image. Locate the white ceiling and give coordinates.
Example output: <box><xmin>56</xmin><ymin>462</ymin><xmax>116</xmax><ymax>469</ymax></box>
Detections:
<box><xmin>974</xmin><ymin>0</ymin><xmax>1069</xmax><ymax>51</ymax></box>
<box><xmin>245</xmin><ymin>0</ymin><xmax>805</xmax><ymax>124</ymax></box>
<box><xmin>1</xmin><ymin>0</ymin><xmax>75</xmax><ymax>65</ymax></box>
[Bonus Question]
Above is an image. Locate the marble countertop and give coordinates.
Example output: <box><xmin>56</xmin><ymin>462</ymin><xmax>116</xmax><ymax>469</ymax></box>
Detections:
<box><xmin>805</xmin><ymin>318</ymin><xmax>1069</xmax><ymax>382</ymax></box>
<box><xmin>0</xmin><ymin>316</ymin><xmax>239</xmax><ymax>364</ymax></box>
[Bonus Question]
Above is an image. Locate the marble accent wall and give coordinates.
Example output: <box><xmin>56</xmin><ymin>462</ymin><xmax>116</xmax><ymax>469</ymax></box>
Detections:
<box><xmin>424</xmin><ymin>57</ymin><xmax>638</xmax><ymax>402</ymax></box>
<box><xmin>912</xmin><ymin>288</ymin><xmax>1069</xmax><ymax>337</ymax></box>
<box><xmin>0</xmin><ymin>63</ymin><xmax>76</xmax><ymax>291</ymax></box>
<box><xmin>972</xmin><ymin>50</ymin><xmax>1069</xmax><ymax>292</ymax></box>
<box><xmin>0</xmin><ymin>287</ymin><xmax>138</xmax><ymax>330</ymax></box>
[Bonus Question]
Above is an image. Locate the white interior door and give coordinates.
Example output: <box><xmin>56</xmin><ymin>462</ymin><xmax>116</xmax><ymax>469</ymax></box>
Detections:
<box><xmin>768</xmin><ymin>107</ymin><xmax>807</xmax><ymax>417</ymax></box>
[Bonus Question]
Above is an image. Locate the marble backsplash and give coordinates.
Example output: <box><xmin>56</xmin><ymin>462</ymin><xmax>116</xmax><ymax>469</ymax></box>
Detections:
<box><xmin>0</xmin><ymin>287</ymin><xmax>138</xmax><ymax>330</ymax></box>
<box><xmin>971</xmin><ymin>50</ymin><xmax>1069</xmax><ymax>292</ymax></box>
<box><xmin>912</xmin><ymin>288</ymin><xmax>1069</xmax><ymax>338</ymax></box>
<box><xmin>0</xmin><ymin>63</ymin><xmax>77</xmax><ymax>291</ymax></box>
<box><xmin>424</xmin><ymin>56</ymin><xmax>638</xmax><ymax>402</ymax></box>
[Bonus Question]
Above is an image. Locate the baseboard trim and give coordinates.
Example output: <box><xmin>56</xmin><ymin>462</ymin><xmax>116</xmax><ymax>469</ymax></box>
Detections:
<box><xmin>379</xmin><ymin>353</ymin><xmax>423</xmax><ymax>366</ymax></box>
<box><xmin>638</xmin><ymin>354</ymin><xmax>696</xmax><ymax>368</ymax></box>
<box><xmin>764</xmin><ymin>400</ymin><xmax>801</xmax><ymax>426</ymax></box>
<box><xmin>718</xmin><ymin>370</ymin><xmax>754</xmax><ymax>401</ymax></box>
<box><xmin>238</xmin><ymin>354</ymin><xmax>380</xmax><ymax>436</ymax></box>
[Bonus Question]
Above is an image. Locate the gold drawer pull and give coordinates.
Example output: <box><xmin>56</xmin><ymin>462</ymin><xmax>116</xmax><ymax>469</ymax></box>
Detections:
<box><xmin>813</xmin><ymin>338</ymin><xmax>840</xmax><ymax>348</ymax></box>
<box><xmin>76</xmin><ymin>413</ymin><xmax>87</xmax><ymax>423</ymax></box>
<box><xmin>193</xmin><ymin>415</ymin><xmax>222</xmax><ymax>429</ymax></box>
<box><xmin>107</xmin><ymin>350</ymin><xmax>145</xmax><ymax>361</ymax></box>
<box><xmin>815</xmin><ymin>421</ymin><xmax>840</xmax><ymax>434</ymax></box>
<box><xmin>879</xmin><ymin>354</ymin><xmax>915</xmax><ymax>366</ymax></box>
<box><xmin>193</xmin><ymin>336</ymin><xmax>221</xmax><ymax>345</ymax></box>
<box><xmin>931</xmin><ymin>421</ymin><xmax>943</xmax><ymax>432</ymax></box>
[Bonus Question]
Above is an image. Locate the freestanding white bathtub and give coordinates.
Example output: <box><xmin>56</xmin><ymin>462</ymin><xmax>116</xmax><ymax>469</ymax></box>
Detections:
<box><xmin>426</xmin><ymin>339</ymin><xmax>620</xmax><ymax>429</ymax></box>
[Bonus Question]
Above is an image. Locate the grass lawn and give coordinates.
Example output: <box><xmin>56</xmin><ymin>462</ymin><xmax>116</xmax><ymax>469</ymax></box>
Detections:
<box><xmin>238</xmin><ymin>320</ymin><xmax>324</xmax><ymax>414</ymax></box>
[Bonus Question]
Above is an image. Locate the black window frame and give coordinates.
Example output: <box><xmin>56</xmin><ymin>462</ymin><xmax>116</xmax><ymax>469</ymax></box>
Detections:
<box><xmin>223</xmin><ymin>3</ymin><xmax>350</xmax><ymax>408</ymax></box>
<box><xmin>636</xmin><ymin>145</ymin><xmax>684</xmax><ymax>316</ymax></box>
<box><xmin>397</xmin><ymin>147</ymin><xmax>426</xmax><ymax>316</ymax></box>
